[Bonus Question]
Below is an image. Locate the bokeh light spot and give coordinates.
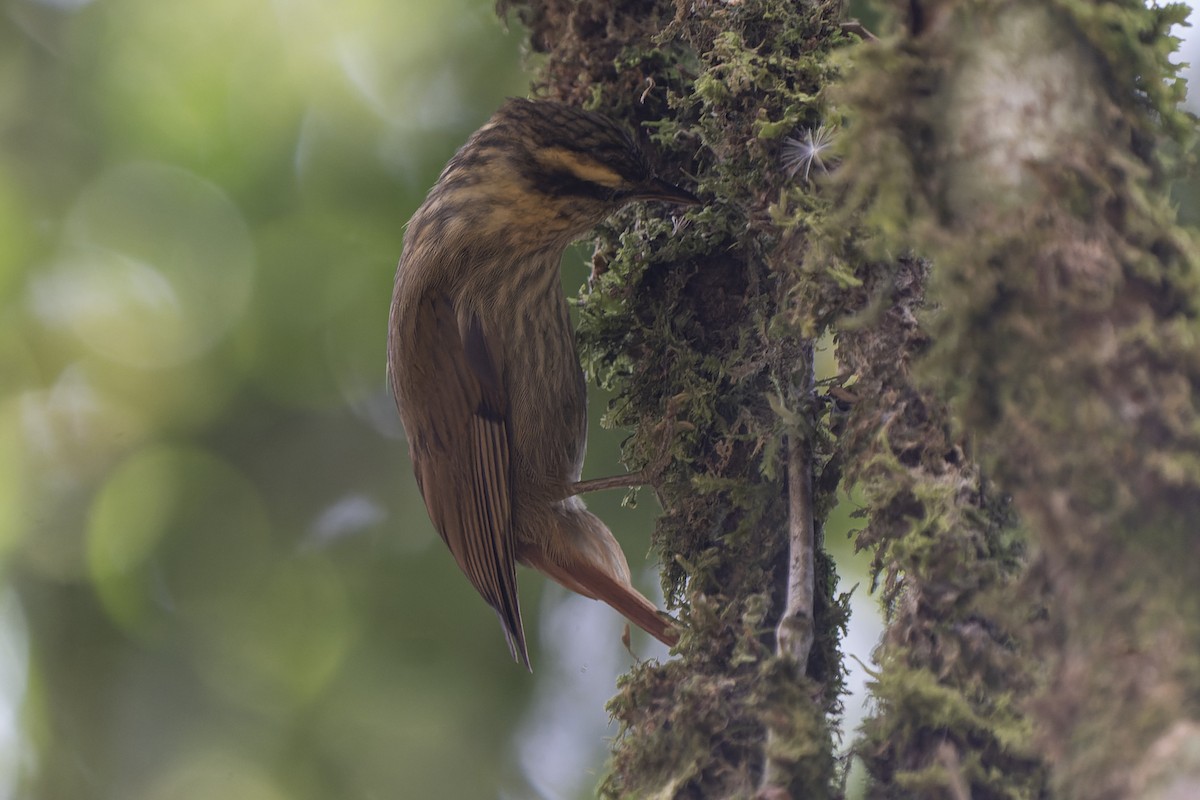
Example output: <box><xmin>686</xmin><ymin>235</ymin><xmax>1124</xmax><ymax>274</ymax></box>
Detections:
<box><xmin>0</xmin><ymin>590</ymin><xmax>31</xmax><ymax>800</ymax></box>
<box><xmin>191</xmin><ymin>558</ymin><xmax>355</xmax><ymax>712</ymax></box>
<box><xmin>88</xmin><ymin>447</ymin><xmax>177</xmax><ymax>578</ymax></box>
<box><xmin>30</xmin><ymin>162</ymin><xmax>253</xmax><ymax>369</ymax></box>
<box><xmin>86</xmin><ymin>445</ymin><xmax>181</xmax><ymax>632</ymax></box>
<box><xmin>141</xmin><ymin>749</ymin><xmax>292</xmax><ymax>800</ymax></box>
<box><xmin>86</xmin><ymin>445</ymin><xmax>270</xmax><ymax>639</ymax></box>
<box><xmin>0</xmin><ymin>400</ymin><xmax>29</xmax><ymax>566</ymax></box>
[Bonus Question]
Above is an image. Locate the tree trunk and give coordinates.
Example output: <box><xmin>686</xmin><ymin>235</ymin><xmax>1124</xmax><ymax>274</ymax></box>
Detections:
<box><xmin>836</xmin><ymin>2</ymin><xmax>1200</xmax><ymax>798</ymax></box>
<box><xmin>498</xmin><ymin>0</ymin><xmax>1198</xmax><ymax>798</ymax></box>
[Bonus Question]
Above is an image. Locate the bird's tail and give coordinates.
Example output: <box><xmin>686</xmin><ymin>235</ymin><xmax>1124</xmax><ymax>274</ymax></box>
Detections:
<box><xmin>521</xmin><ymin>507</ymin><xmax>678</xmax><ymax>647</ymax></box>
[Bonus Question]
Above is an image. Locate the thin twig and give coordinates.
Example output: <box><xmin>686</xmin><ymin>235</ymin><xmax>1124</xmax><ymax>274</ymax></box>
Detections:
<box><xmin>758</xmin><ymin>347</ymin><xmax>817</xmax><ymax>798</ymax></box>
<box><xmin>840</xmin><ymin>19</ymin><xmax>879</xmax><ymax>41</ymax></box>
<box><xmin>775</xmin><ymin>431</ymin><xmax>816</xmax><ymax>665</ymax></box>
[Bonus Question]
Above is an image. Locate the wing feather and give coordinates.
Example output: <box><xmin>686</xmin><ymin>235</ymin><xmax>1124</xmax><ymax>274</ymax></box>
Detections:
<box><xmin>396</xmin><ymin>292</ymin><xmax>528</xmax><ymax>668</ymax></box>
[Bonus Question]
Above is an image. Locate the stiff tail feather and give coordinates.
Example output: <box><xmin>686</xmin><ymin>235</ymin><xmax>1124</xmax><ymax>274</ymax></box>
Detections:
<box><xmin>522</xmin><ymin>548</ymin><xmax>678</xmax><ymax>647</ymax></box>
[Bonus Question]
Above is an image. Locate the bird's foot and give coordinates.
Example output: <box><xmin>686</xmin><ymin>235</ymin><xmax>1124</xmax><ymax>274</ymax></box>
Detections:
<box><xmin>565</xmin><ymin>393</ymin><xmax>693</xmax><ymax>499</ymax></box>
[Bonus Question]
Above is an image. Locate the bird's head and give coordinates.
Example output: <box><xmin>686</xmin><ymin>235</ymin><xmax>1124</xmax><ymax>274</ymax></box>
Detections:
<box><xmin>431</xmin><ymin>98</ymin><xmax>698</xmax><ymax>250</ymax></box>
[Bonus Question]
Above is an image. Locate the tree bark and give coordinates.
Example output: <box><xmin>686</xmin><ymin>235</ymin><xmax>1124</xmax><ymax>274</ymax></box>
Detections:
<box><xmin>836</xmin><ymin>2</ymin><xmax>1200</xmax><ymax>798</ymax></box>
<box><xmin>499</xmin><ymin>0</ymin><xmax>1197</xmax><ymax>798</ymax></box>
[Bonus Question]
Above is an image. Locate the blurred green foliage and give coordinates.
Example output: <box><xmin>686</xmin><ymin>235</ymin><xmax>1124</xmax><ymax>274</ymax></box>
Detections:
<box><xmin>0</xmin><ymin>1</ymin><xmax>684</xmax><ymax>798</ymax></box>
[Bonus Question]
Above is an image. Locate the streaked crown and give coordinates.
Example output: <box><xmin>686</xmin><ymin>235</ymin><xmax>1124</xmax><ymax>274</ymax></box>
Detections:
<box><xmin>421</xmin><ymin>98</ymin><xmax>696</xmax><ymax>249</ymax></box>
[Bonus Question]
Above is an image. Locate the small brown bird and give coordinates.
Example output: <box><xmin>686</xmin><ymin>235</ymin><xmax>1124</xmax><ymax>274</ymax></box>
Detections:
<box><xmin>388</xmin><ymin>98</ymin><xmax>696</xmax><ymax>668</ymax></box>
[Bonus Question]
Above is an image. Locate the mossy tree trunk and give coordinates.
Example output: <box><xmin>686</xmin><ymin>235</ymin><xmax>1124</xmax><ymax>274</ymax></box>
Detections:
<box><xmin>498</xmin><ymin>0</ymin><xmax>1197</xmax><ymax>798</ymax></box>
<box><xmin>837</xmin><ymin>2</ymin><xmax>1200</xmax><ymax>798</ymax></box>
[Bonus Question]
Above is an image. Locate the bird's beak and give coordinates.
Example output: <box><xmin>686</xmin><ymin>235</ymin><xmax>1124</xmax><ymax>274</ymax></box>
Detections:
<box><xmin>635</xmin><ymin>177</ymin><xmax>700</xmax><ymax>206</ymax></box>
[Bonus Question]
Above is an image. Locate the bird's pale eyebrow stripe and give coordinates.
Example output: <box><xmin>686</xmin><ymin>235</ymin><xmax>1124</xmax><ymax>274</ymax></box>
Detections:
<box><xmin>539</xmin><ymin>147</ymin><xmax>625</xmax><ymax>188</ymax></box>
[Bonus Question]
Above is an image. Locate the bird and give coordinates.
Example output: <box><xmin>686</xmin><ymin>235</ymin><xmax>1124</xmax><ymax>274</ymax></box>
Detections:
<box><xmin>387</xmin><ymin>98</ymin><xmax>697</xmax><ymax>669</ymax></box>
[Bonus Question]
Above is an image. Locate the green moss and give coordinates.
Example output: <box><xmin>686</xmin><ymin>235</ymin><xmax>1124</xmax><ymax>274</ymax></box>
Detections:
<box><xmin>495</xmin><ymin>0</ymin><xmax>1200</xmax><ymax>796</ymax></box>
<box><xmin>500</xmin><ymin>0</ymin><xmax>861</xmax><ymax>796</ymax></box>
<box><xmin>833</xmin><ymin>0</ymin><xmax>1200</xmax><ymax>797</ymax></box>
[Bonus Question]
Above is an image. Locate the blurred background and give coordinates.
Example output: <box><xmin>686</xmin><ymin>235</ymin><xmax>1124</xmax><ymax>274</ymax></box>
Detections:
<box><xmin>0</xmin><ymin>1</ymin><xmax>1194</xmax><ymax>798</ymax></box>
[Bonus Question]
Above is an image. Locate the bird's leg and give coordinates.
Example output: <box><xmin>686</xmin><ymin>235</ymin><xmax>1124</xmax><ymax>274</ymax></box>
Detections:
<box><xmin>563</xmin><ymin>395</ymin><xmax>692</xmax><ymax>500</ymax></box>
<box><xmin>839</xmin><ymin>19</ymin><xmax>878</xmax><ymax>41</ymax></box>
<box><xmin>564</xmin><ymin>432</ymin><xmax>674</xmax><ymax>497</ymax></box>
<box><xmin>568</xmin><ymin>468</ymin><xmax>656</xmax><ymax>497</ymax></box>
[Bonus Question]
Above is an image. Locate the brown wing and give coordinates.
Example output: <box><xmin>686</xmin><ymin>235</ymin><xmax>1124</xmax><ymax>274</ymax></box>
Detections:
<box><xmin>392</xmin><ymin>292</ymin><xmax>528</xmax><ymax>668</ymax></box>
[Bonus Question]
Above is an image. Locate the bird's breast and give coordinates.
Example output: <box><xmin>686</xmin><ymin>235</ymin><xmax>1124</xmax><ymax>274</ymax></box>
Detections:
<box><xmin>486</xmin><ymin>270</ymin><xmax>587</xmax><ymax>491</ymax></box>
